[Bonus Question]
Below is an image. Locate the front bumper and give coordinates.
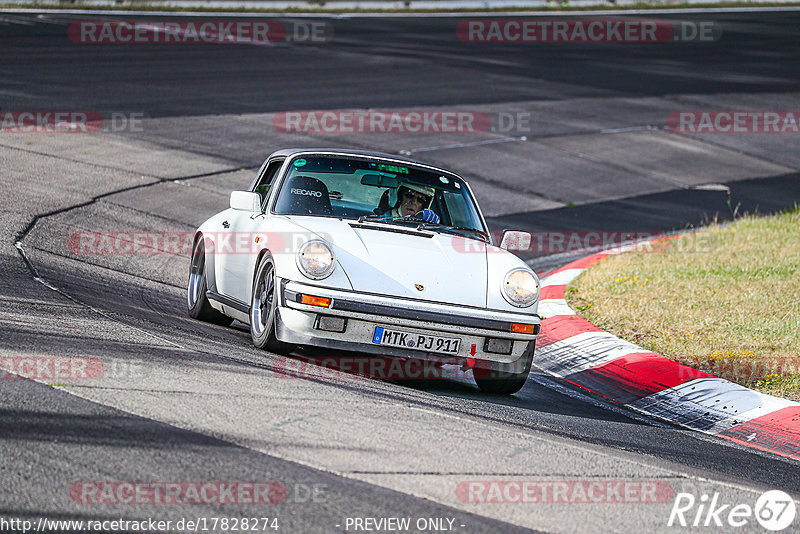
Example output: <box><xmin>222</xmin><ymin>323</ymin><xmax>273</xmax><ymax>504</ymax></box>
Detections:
<box><xmin>275</xmin><ymin>279</ymin><xmax>539</xmax><ymax>373</ymax></box>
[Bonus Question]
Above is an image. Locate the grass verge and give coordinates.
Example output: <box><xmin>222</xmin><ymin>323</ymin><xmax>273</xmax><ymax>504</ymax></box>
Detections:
<box><xmin>566</xmin><ymin>207</ymin><xmax>800</xmax><ymax>401</ymax></box>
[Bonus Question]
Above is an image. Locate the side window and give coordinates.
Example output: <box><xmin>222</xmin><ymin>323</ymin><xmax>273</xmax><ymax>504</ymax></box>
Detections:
<box><xmin>253</xmin><ymin>159</ymin><xmax>284</xmax><ymax>204</ymax></box>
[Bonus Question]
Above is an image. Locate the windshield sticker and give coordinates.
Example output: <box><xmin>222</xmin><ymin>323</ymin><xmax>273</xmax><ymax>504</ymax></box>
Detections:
<box><xmin>294</xmin><ymin>158</ymin><xmax>307</xmax><ymax>167</ymax></box>
<box><xmin>374</xmin><ymin>163</ymin><xmax>408</xmax><ymax>175</ymax></box>
<box><xmin>439</xmin><ymin>176</ymin><xmax>449</xmax><ymax>184</ymax></box>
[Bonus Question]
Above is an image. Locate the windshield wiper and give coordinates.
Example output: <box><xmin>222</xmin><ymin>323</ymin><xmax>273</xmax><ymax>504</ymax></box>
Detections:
<box><xmin>357</xmin><ymin>217</ymin><xmax>489</xmax><ymax>242</ymax></box>
<box><xmin>415</xmin><ymin>223</ymin><xmax>490</xmax><ymax>242</ymax></box>
<box><xmin>357</xmin><ymin>214</ymin><xmax>390</xmax><ymax>223</ymax></box>
<box><xmin>357</xmin><ymin>214</ymin><xmax>423</xmax><ymax>224</ymax></box>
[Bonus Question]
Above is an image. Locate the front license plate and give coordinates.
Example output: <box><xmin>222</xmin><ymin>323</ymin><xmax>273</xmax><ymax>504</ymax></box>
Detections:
<box><xmin>372</xmin><ymin>326</ymin><xmax>461</xmax><ymax>355</ymax></box>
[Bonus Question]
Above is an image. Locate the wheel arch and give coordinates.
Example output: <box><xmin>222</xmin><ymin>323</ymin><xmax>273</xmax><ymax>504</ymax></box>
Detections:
<box><xmin>252</xmin><ymin>247</ymin><xmax>276</xmax><ymax>295</ymax></box>
<box><xmin>194</xmin><ymin>231</ymin><xmax>220</xmax><ymax>294</ymax></box>
<box><xmin>253</xmin><ymin>247</ymin><xmax>272</xmax><ymax>282</ymax></box>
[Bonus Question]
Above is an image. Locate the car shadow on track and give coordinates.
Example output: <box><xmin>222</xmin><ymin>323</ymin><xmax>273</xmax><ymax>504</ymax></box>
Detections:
<box><xmin>282</xmin><ymin>346</ymin><xmax>648</xmax><ymax>426</ymax></box>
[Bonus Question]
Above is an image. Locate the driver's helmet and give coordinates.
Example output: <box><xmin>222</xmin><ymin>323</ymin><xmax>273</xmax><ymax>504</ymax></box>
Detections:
<box><xmin>395</xmin><ymin>182</ymin><xmax>435</xmax><ymax>209</ymax></box>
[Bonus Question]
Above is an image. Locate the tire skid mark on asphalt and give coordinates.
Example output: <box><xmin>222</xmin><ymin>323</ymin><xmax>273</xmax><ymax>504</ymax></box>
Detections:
<box><xmin>10</xmin><ymin>165</ymin><xmax>258</xmax><ymax>356</ymax></box>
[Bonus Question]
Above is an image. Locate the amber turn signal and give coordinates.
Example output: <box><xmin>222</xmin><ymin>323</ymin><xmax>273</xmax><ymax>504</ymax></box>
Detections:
<box><xmin>510</xmin><ymin>323</ymin><xmax>535</xmax><ymax>334</ymax></box>
<box><xmin>300</xmin><ymin>294</ymin><xmax>332</xmax><ymax>308</ymax></box>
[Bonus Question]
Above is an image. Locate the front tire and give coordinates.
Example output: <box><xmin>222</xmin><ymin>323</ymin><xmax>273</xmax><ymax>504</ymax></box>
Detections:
<box><xmin>473</xmin><ymin>342</ymin><xmax>535</xmax><ymax>395</ymax></box>
<box><xmin>187</xmin><ymin>238</ymin><xmax>233</xmax><ymax>326</ymax></box>
<box><xmin>473</xmin><ymin>369</ymin><xmax>529</xmax><ymax>395</ymax></box>
<box><xmin>250</xmin><ymin>253</ymin><xmax>292</xmax><ymax>353</ymax></box>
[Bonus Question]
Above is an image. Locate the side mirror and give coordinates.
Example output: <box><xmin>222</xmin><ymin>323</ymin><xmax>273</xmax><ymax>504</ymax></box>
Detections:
<box><xmin>230</xmin><ymin>191</ymin><xmax>262</xmax><ymax>212</ymax></box>
<box><xmin>500</xmin><ymin>230</ymin><xmax>531</xmax><ymax>251</ymax></box>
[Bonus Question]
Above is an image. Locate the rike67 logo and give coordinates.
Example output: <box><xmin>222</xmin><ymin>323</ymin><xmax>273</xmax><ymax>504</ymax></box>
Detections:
<box><xmin>668</xmin><ymin>490</ymin><xmax>796</xmax><ymax>531</ymax></box>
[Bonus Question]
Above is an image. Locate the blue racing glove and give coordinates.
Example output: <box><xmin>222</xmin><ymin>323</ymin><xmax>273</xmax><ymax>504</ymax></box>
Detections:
<box><xmin>420</xmin><ymin>209</ymin><xmax>440</xmax><ymax>224</ymax></box>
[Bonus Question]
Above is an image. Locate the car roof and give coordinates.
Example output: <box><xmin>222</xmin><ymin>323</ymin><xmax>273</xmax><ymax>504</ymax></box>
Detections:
<box><xmin>265</xmin><ymin>148</ymin><xmax>458</xmax><ymax>177</ymax></box>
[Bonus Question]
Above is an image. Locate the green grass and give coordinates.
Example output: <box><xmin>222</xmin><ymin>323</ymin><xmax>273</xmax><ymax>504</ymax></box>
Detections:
<box><xmin>566</xmin><ymin>207</ymin><xmax>800</xmax><ymax>401</ymax></box>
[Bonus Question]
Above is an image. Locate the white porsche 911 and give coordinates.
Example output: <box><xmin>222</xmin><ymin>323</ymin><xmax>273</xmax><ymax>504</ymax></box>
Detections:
<box><xmin>187</xmin><ymin>148</ymin><xmax>541</xmax><ymax>394</ymax></box>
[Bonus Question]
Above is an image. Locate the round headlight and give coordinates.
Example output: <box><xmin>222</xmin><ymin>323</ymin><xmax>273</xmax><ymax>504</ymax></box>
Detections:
<box><xmin>502</xmin><ymin>268</ymin><xmax>539</xmax><ymax>307</ymax></box>
<box><xmin>297</xmin><ymin>240</ymin><xmax>335</xmax><ymax>279</ymax></box>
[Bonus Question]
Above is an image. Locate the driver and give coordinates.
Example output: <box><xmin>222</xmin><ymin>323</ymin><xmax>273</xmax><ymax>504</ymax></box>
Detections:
<box><xmin>386</xmin><ymin>182</ymin><xmax>438</xmax><ymax>220</ymax></box>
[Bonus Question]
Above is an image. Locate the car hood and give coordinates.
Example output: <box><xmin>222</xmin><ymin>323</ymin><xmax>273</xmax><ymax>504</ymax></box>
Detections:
<box><xmin>289</xmin><ymin>217</ymin><xmax>488</xmax><ymax>307</ymax></box>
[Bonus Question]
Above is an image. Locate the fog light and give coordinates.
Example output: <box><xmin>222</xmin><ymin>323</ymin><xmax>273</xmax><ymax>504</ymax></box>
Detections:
<box><xmin>315</xmin><ymin>315</ymin><xmax>347</xmax><ymax>333</ymax></box>
<box><xmin>484</xmin><ymin>338</ymin><xmax>513</xmax><ymax>355</ymax></box>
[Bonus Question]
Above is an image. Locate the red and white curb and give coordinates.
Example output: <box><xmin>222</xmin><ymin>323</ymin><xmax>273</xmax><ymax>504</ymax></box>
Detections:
<box><xmin>536</xmin><ymin>247</ymin><xmax>800</xmax><ymax>461</ymax></box>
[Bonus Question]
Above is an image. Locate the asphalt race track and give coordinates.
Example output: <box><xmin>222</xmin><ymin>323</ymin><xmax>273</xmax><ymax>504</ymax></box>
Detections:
<box><xmin>1</xmin><ymin>10</ymin><xmax>799</xmax><ymax>533</ymax></box>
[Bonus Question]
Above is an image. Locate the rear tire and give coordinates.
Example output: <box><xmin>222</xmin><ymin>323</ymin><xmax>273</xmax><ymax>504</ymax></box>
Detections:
<box><xmin>250</xmin><ymin>253</ymin><xmax>292</xmax><ymax>353</ymax></box>
<box><xmin>187</xmin><ymin>238</ymin><xmax>233</xmax><ymax>326</ymax></box>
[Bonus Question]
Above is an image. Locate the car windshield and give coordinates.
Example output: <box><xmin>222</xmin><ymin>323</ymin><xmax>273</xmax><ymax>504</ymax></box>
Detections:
<box><xmin>271</xmin><ymin>154</ymin><xmax>488</xmax><ymax>240</ymax></box>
